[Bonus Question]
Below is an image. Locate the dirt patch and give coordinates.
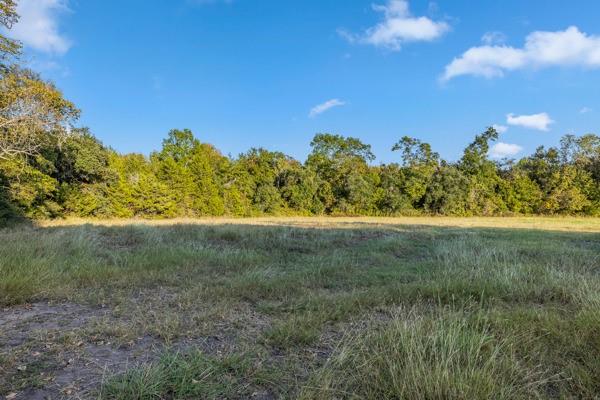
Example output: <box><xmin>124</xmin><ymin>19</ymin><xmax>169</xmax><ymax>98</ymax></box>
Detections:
<box><xmin>0</xmin><ymin>302</ymin><xmax>162</xmax><ymax>399</ymax></box>
<box><xmin>0</xmin><ymin>299</ymin><xmax>275</xmax><ymax>399</ymax></box>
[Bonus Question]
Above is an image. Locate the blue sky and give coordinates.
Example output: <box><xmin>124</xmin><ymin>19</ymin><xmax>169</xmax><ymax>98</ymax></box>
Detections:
<box><xmin>8</xmin><ymin>0</ymin><xmax>600</xmax><ymax>163</ymax></box>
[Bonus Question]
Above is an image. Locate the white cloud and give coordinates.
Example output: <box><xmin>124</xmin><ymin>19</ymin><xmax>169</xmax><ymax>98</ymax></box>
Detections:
<box><xmin>492</xmin><ymin>124</ymin><xmax>509</xmax><ymax>133</ymax></box>
<box><xmin>489</xmin><ymin>142</ymin><xmax>523</xmax><ymax>158</ymax></box>
<box><xmin>442</xmin><ymin>46</ymin><xmax>527</xmax><ymax>80</ymax></box>
<box><xmin>11</xmin><ymin>0</ymin><xmax>71</xmax><ymax>55</ymax></box>
<box><xmin>580</xmin><ymin>107</ymin><xmax>592</xmax><ymax>114</ymax></box>
<box><xmin>442</xmin><ymin>26</ymin><xmax>600</xmax><ymax>81</ymax></box>
<box><xmin>309</xmin><ymin>99</ymin><xmax>346</xmax><ymax>118</ymax></box>
<box><xmin>481</xmin><ymin>31</ymin><xmax>507</xmax><ymax>45</ymax></box>
<box><xmin>339</xmin><ymin>0</ymin><xmax>449</xmax><ymax>51</ymax></box>
<box><xmin>507</xmin><ymin>112</ymin><xmax>554</xmax><ymax>131</ymax></box>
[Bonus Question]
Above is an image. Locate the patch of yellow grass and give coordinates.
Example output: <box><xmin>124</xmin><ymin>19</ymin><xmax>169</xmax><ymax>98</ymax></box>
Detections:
<box><xmin>38</xmin><ymin>216</ymin><xmax>600</xmax><ymax>232</ymax></box>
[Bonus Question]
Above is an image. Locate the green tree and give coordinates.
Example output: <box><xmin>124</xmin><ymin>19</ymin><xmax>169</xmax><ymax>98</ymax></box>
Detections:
<box><xmin>459</xmin><ymin>127</ymin><xmax>507</xmax><ymax>215</ymax></box>
<box><xmin>385</xmin><ymin>136</ymin><xmax>440</xmax><ymax>212</ymax></box>
<box><xmin>235</xmin><ymin>148</ymin><xmax>287</xmax><ymax>214</ymax></box>
<box><xmin>46</xmin><ymin>128</ymin><xmax>111</xmax><ymax>184</ymax></box>
<box><xmin>277</xmin><ymin>162</ymin><xmax>325</xmax><ymax>214</ymax></box>
<box><xmin>153</xmin><ymin>129</ymin><xmax>226</xmax><ymax>216</ymax></box>
<box><xmin>377</xmin><ymin>164</ymin><xmax>413</xmax><ymax>214</ymax></box>
<box><xmin>0</xmin><ymin>67</ymin><xmax>79</xmax><ymax>160</ymax></box>
<box><xmin>0</xmin><ymin>0</ymin><xmax>20</xmax><ymax>65</ymax></box>
<box><xmin>517</xmin><ymin>145</ymin><xmax>592</xmax><ymax>214</ymax></box>
<box><xmin>187</xmin><ymin>142</ymin><xmax>226</xmax><ymax>215</ymax></box>
<box><xmin>498</xmin><ymin>167</ymin><xmax>542</xmax><ymax>214</ymax></box>
<box><xmin>307</xmin><ymin>133</ymin><xmax>378</xmax><ymax>214</ymax></box>
<box><xmin>114</xmin><ymin>153</ymin><xmax>177</xmax><ymax>218</ymax></box>
<box><xmin>0</xmin><ymin>155</ymin><xmax>60</xmax><ymax>218</ymax></box>
<box><xmin>559</xmin><ymin>134</ymin><xmax>600</xmax><ymax>214</ymax></box>
<box><xmin>423</xmin><ymin>163</ymin><xmax>470</xmax><ymax>215</ymax></box>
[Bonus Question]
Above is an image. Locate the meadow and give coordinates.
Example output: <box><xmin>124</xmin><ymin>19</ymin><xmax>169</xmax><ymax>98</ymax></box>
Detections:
<box><xmin>1</xmin><ymin>217</ymin><xmax>600</xmax><ymax>399</ymax></box>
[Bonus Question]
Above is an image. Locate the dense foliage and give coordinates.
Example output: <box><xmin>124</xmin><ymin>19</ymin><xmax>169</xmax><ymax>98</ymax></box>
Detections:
<box><xmin>1</xmin><ymin>126</ymin><xmax>599</xmax><ymax>221</ymax></box>
<box><xmin>0</xmin><ymin>3</ymin><xmax>599</xmax><ymax>221</ymax></box>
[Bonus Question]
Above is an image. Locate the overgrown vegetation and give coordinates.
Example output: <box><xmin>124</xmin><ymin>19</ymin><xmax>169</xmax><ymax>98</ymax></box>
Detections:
<box><xmin>1</xmin><ymin>218</ymin><xmax>599</xmax><ymax>398</ymax></box>
<box><xmin>1</xmin><ymin>2</ymin><xmax>600</xmax><ymax>222</ymax></box>
<box><xmin>300</xmin><ymin>311</ymin><xmax>538</xmax><ymax>400</ymax></box>
<box><xmin>2</xmin><ymin>126</ymin><xmax>600</xmax><ymax>221</ymax></box>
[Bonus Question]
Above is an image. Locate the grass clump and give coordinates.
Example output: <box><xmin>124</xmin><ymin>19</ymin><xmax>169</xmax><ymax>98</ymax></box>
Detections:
<box><xmin>100</xmin><ymin>351</ymin><xmax>263</xmax><ymax>400</ymax></box>
<box><xmin>301</xmin><ymin>310</ymin><xmax>543</xmax><ymax>400</ymax></box>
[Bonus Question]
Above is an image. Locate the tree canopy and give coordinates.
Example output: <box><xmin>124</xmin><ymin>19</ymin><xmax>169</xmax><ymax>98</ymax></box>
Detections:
<box><xmin>0</xmin><ymin>5</ymin><xmax>599</xmax><ymax>222</ymax></box>
<box><xmin>0</xmin><ymin>0</ymin><xmax>20</xmax><ymax>65</ymax></box>
<box><xmin>2</xmin><ymin>126</ymin><xmax>599</xmax><ymax>221</ymax></box>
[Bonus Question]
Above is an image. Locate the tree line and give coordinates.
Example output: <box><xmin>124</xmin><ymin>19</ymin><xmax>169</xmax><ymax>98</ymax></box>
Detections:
<box><xmin>1</xmin><ymin>1</ymin><xmax>599</xmax><ymax>221</ymax></box>
<box><xmin>2</xmin><ymin>126</ymin><xmax>599</xmax><ymax>220</ymax></box>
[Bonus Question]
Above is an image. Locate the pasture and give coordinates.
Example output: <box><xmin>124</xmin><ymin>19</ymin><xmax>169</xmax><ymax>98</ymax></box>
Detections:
<box><xmin>1</xmin><ymin>217</ymin><xmax>600</xmax><ymax>399</ymax></box>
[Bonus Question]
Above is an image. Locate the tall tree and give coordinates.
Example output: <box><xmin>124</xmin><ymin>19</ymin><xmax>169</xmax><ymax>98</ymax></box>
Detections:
<box><xmin>459</xmin><ymin>127</ymin><xmax>506</xmax><ymax>214</ymax></box>
<box><xmin>307</xmin><ymin>133</ymin><xmax>378</xmax><ymax>214</ymax></box>
<box><xmin>423</xmin><ymin>162</ymin><xmax>470</xmax><ymax>215</ymax></box>
<box><xmin>0</xmin><ymin>67</ymin><xmax>79</xmax><ymax>160</ymax></box>
<box><xmin>388</xmin><ymin>136</ymin><xmax>440</xmax><ymax>211</ymax></box>
<box><xmin>0</xmin><ymin>3</ymin><xmax>79</xmax><ymax>162</ymax></box>
<box><xmin>154</xmin><ymin>129</ymin><xmax>226</xmax><ymax>216</ymax></box>
<box><xmin>0</xmin><ymin>0</ymin><xmax>20</xmax><ymax>65</ymax></box>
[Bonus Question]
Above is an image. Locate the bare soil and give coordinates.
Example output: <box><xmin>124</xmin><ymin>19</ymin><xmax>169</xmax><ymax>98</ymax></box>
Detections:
<box><xmin>1</xmin><ymin>302</ymin><xmax>161</xmax><ymax>399</ymax></box>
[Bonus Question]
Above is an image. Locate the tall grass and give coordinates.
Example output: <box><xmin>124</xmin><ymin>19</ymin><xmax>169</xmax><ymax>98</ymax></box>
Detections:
<box><xmin>2</xmin><ymin>217</ymin><xmax>600</xmax><ymax>398</ymax></box>
<box><xmin>301</xmin><ymin>310</ymin><xmax>544</xmax><ymax>400</ymax></box>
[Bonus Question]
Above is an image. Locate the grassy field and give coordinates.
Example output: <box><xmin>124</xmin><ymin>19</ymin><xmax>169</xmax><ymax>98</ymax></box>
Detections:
<box><xmin>1</xmin><ymin>217</ymin><xmax>600</xmax><ymax>399</ymax></box>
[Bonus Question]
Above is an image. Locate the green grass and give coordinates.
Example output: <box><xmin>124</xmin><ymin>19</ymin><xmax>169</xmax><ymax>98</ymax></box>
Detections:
<box><xmin>300</xmin><ymin>308</ymin><xmax>541</xmax><ymax>400</ymax></box>
<box><xmin>99</xmin><ymin>350</ymin><xmax>275</xmax><ymax>400</ymax></box>
<box><xmin>1</xmin><ymin>217</ymin><xmax>600</xmax><ymax>398</ymax></box>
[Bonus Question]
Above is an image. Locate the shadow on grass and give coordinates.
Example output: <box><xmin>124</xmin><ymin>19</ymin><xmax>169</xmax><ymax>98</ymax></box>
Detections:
<box><xmin>2</xmin><ymin>221</ymin><xmax>600</xmax><ymax>399</ymax></box>
<box><xmin>2</xmin><ymin>220</ymin><xmax>600</xmax><ymax>307</ymax></box>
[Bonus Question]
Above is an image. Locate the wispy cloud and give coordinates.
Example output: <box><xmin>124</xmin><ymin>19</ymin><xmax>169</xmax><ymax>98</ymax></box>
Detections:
<box><xmin>309</xmin><ymin>99</ymin><xmax>346</xmax><ymax>118</ymax></box>
<box><xmin>492</xmin><ymin>124</ymin><xmax>509</xmax><ymax>133</ymax></box>
<box><xmin>489</xmin><ymin>142</ymin><xmax>523</xmax><ymax>158</ymax></box>
<box><xmin>580</xmin><ymin>107</ymin><xmax>592</xmax><ymax>114</ymax></box>
<box><xmin>481</xmin><ymin>31</ymin><xmax>507</xmax><ymax>45</ymax></box>
<box><xmin>442</xmin><ymin>26</ymin><xmax>600</xmax><ymax>81</ymax></box>
<box><xmin>339</xmin><ymin>0</ymin><xmax>449</xmax><ymax>51</ymax></box>
<box><xmin>11</xmin><ymin>0</ymin><xmax>71</xmax><ymax>55</ymax></box>
<box><xmin>507</xmin><ymin>113</ymin><xmax>554</xmax><ymax>131</ymax></box>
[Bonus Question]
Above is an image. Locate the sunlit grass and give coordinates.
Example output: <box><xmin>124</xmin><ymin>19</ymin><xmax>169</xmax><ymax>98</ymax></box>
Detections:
<box><xmin>1</xmin><ymin>217</ymin><xmax>599</xmax><ymax>398</ymax></box>
<box><xmin>38</xmin><ymin>215</ymin><xmax>600</xmax><ymax>232</ymax></box>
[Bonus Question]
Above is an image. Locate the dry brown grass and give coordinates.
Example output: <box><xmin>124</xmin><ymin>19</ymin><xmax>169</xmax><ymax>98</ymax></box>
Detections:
<box><xmin>39</xmin><ymin>216</ymin><xmax>600</xmax><ymax>232</ymax></box>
